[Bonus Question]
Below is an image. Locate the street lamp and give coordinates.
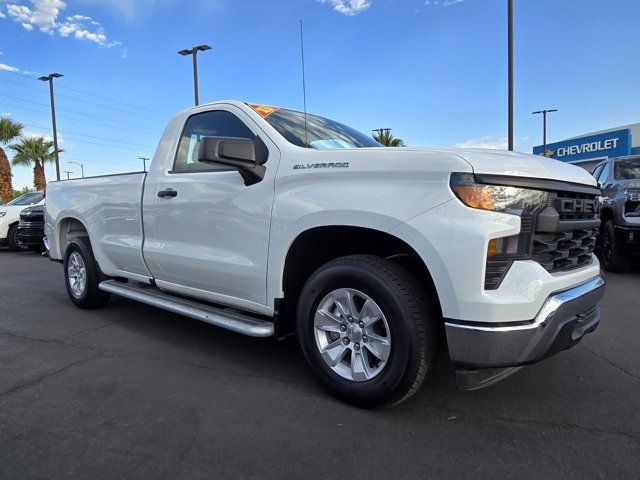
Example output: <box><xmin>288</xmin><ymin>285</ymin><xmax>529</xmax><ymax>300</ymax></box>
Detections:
<box><xmin>38</xmin><ymin>73</ymin><xmax>63</xmax><ymax>181</ymax></box>
<box><xmin>177</xmin><ymin>44</ymin><xmax>212</xmax><ymax>106</ymax></box>
<box><xmin>532</xmin><ymin>109</ymin><xmax>558</xmax><ymax>157</ymax></box>
<box><xmin>508</xmin><ymin>0</ymin><xmax>514</xmax><ymax>151</ymax></box>
<box><xmin>63</xmin><ymin>170</ymin><xmax>73</xmax><ymax>180</ymax></box>
<box><xmin>67</xmin><ymin>161</ymin><xmax>84</xmax><ymax>178</ymax></box>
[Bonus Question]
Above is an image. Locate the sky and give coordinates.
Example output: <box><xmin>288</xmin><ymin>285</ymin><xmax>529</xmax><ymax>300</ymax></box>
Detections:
<box><xmin>0</xmin><ymin>0</ymin><xmax>639</xmax><ymax>189</ymax></box>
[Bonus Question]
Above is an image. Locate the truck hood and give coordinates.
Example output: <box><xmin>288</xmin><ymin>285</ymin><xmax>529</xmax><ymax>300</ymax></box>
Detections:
<box><xmin>400</xmin><ymin>147</ymin><xmax>598</xmax><ymax>187</ymax></box>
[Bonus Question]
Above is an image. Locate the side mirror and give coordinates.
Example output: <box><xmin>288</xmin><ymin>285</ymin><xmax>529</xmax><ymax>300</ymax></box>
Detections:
<box><xmin>198</xmin><ymin>136</ymin><xmax>268</xmax><ymax>186</ymax></box>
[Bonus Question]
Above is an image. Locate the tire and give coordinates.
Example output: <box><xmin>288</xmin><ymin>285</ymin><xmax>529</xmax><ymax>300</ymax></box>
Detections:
<box><xmin>600</xmin><ymin>220</ymin><xmax>630</xmax><ymax>272</ymax></box>
<box><xmin>7</xmin><ymin>225</ymin><xmax>28</xmax><ymax>251</ymax></box>
<box><xmin>296</xmin><ymin>255</ymin><xmax>438</xmax><ymax>408</ymax></box>
<box><xmin>63</xmin><ymin>237</ymin><xmax>111</xmax><ymax>309</ymax></box>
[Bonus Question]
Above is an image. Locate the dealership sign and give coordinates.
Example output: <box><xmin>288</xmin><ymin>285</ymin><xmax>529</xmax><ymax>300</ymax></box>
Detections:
<box><xmin>533</xmin><ymin>129</ymin><xmax>631</xmax><ymax>162</ymax></box>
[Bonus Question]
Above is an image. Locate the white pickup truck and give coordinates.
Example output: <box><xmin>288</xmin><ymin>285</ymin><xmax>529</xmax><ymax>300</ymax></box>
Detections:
<box><xmin>45</xmin><ymin>101</ymin><xmax>605</xmax><ymax>407</ymax></box>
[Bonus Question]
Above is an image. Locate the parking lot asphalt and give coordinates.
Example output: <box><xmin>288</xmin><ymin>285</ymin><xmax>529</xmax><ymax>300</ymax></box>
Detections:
<box><xmin>1</xmin><ymin>249</ymin><xmax>639</xmax><ymax>480</ymax></box>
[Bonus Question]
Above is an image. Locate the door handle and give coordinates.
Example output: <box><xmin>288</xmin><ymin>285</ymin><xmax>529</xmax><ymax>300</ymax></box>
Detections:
<box><xmin>158</xmin><ymin>188</ymin><xmax>178</xmax><ymax>198</ymax></box>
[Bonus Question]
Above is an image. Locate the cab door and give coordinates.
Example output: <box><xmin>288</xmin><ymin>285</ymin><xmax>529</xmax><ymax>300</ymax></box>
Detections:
<box><xmin>142</xmin><ymin>106</ymin><xmax>279</xmax><ymax>313</ymax></box>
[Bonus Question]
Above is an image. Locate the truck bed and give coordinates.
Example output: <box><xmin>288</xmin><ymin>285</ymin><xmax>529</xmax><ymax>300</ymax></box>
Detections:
<box><xmin>45</xmin><ymin>172</ymin><xmax>151</xmax><ymax>282</ymax></box>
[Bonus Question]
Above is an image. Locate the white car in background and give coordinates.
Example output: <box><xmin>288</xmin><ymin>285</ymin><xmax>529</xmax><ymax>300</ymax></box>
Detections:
<box><xmin>0</xmin><ymin>191</ymin><xmax>45</xmax><ymax>251</ymax></box>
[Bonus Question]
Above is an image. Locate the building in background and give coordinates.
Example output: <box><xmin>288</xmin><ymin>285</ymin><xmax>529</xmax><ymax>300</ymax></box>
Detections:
<box><xmin>533</xmin><ymin>124</ymin><xmax>640</xmax><ymax>172</ymax></box>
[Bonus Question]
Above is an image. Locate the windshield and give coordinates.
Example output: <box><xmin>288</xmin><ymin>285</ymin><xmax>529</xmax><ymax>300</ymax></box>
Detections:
<box><xmin>249</xmin><ymin>105</ymin><xmax>381</xmax><ymax>149</ymax></box>
<box><xmin>614</xmin><ymin>158</ymin><xmax>640</xmax><ymax>180</ymax></box>
<box><xmin>7</xmin><ymin>192</ymin><xmax>44</xmax><ymax>206</ymax></box>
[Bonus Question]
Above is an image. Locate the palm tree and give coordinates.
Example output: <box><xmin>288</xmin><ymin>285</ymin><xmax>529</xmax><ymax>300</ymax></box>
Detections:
<box><xmin>373</xmin><ymin>129</ymin><xmax>405</xmax><ymax>147</ymax></box>
<box><xmin>0</xmin><ymin>117</ymin><xmax>23</xmax><ymax>203</ymax></box>
<box><xmin>9</xmin><ymin>136</ymin><xmax>61</xmax><ymax>190</ymax></box>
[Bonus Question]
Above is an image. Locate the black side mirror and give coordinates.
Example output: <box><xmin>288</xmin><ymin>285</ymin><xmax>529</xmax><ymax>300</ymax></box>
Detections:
<box><xmin>198</xmin><ymin>136</ymin><xmax>268</xmax><ymax>186</ymax></box>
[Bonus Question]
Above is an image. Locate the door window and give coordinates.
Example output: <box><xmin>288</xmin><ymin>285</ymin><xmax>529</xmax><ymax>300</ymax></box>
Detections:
<box><xmin>173</xmin><ymin>110</ymin><xmax>255</xmax><ymax>173</ymax></box>
<box><xmin>598</xmin><ymin>161</ymin><xmax>611</xmax><ymax>184</ymax></box>
<box><xmin>591</xmin><ymin>164</ymin><xmax>604</xmax><ymax>179</ymax></box>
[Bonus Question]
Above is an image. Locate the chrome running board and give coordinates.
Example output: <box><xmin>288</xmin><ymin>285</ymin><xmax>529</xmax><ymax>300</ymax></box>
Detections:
<box><xmin>98</xmin><ymin>280</ymin><xmax>275</xmax><ymax>337</ymax></box>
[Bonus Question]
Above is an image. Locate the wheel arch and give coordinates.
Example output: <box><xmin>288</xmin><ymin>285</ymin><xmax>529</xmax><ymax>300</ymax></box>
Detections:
<box><xmin>57</xmin><ymin>216</ymin><xmax>91</xmax><ymax>257</ymax></box>
<box><xmin>276</xmin><ymin>225</ymin><xmax>442</xmax><ymax>337</ymax></box>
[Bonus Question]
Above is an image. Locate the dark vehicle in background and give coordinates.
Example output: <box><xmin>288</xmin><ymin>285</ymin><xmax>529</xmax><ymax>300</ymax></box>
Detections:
<box><xmin>15</xmin><ymin>205</ymin><xmax>46</xmax><ymax>252</ymax></box>
<box><xmin>592</xmin><ymin>155</ymin><xmax>640</xmax><ymax>271</ymax></box>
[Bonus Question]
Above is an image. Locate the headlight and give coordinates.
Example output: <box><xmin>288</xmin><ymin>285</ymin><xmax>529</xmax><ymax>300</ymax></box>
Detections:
<box><xmin>450</xmin><ymin>173</ymin><xmax>549</xmax><ymax>215</ymax></box>
<box><xmin>625</xmin><ymin>188</ymin><xmax>640</xmax><ymax>201</ymax></box>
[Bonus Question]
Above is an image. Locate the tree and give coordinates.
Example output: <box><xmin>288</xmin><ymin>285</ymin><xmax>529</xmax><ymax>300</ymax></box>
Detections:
<box><xmin>0</xmin><ymin>117</ymin><xmax>23</xmax><ymax>204</ymax></box>
<box><xmin>9</xmin><ymin>136</ymin><xmax>61</xmax><ymax>190</ymax></box>
<box><xmin>373</xmin><ymin>129</ymin><xmax>405</xmax><ymax>147</ymax></box>
<box><xmin>13</xmin><ymin>186</ymin><xmax>36</xmax><ymax>199</ymax></box>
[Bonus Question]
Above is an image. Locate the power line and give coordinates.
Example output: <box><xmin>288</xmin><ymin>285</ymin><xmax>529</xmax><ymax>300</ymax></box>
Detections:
<box><xmin>0</xmin><ymin>96</ymin><xmax>160</xmax><ymax>133</ymax></box>
<box><xmin>0</xmin><ymin>75</ymin><xmax>166</xmax><ymax>124</ymax></box>
<box><xmin>23</xmin><ymin>123</ymin><xmax>157</xmax><ymax>150</ymax></box>
<box><xmin>0</xmin><ymin>69</ymin><xmax>171</xmax><ymax>117</ymax></box>
<box><xmin>56</xmin><ymin>84</ymin><xmax>169</xmax><ymax>116</ymax></box>
<box><xmin>54</xmin><ymin>91</ymin><xmax>168</xmax><ymax>121</ymax></box>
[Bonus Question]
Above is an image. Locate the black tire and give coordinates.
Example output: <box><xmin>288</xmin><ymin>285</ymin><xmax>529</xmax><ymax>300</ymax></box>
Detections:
<box><xmin>296</xmin><ymin>255</ymin><xmax>438</xmax><ymax>408</ymax></box>
<box><xmin>7</xmin><ymin>225</ymin><xmax>28</xmax><ymax>251</ymax></box>
<box><xmin>63</xmin><ymin>237</ymin><xmax>111</xmax><ymax>309</ymax></box>
<box><xmin>600</xmin><ymin>220</ymin><xmax>630</xmax><ymax>272</ymax></box>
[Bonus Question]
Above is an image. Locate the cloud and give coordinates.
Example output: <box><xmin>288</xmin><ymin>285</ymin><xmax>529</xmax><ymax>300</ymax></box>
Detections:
<box><xmin>424</xmin><ymin>0</ymin><xmax>464</xmax><ymax>6</ymax></box>
<box><xmin>23</xmin><ymin>130</ymin><xmax>53</xmax><ymax>142</ymax></box>
<box><xmin>3</xmin><ymin>1</ymin><xmax>121</xmax><ymax>48</ymax></box>
<box><xmin>455</xmin><ymin>135</ymin><xmax>508</xmax><ymax>150</ymax></box>
<box><xmin>317</xmin><ymin>0</ymin><xmax>371</xmax><ymax>16</ymax></box>
<box><xmin>74</xmin><ymin>0</ymin><xmax>224</xmax><ymax>22</ymax></box>
<box><xmin>0</xmin><ymin>62</ymin><xmax>20</xmax><ymax>72</ymax></box>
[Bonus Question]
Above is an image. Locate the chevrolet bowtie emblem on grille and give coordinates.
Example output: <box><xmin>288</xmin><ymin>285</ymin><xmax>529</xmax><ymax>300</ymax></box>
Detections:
<box><xmin>556</xmin><ymin>198</ymin><xmax>599</xmax><ymax>214</ymax></box>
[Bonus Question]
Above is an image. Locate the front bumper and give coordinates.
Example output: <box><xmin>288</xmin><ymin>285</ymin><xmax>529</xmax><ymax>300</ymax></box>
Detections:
<box><xmin>15</xmin><ymin>224</ymin><xmax>45</xmax><ymax>248</ymax></box>
<box><xmin>615</xmin><ymin>225</ymin><xmax>640</xmax><ymax>255</ymax></box>
<box><xmin>445</xmin><ymin>276</ymin><xmax>605</xmax><ymax>390</ymax></box>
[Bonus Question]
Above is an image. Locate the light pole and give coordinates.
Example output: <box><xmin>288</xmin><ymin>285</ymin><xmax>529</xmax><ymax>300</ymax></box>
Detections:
<box><xmin>532</xmin><ymin>109</ymin><xmax>558</xmax><ymax>157</ymax></box>
<box><xmin>63</xmin><ymin>170</ymin><xmax>73</xmax><ymax>180</ymax></box>
<box><xmin>67</xmin><ymin>161</ymin><xmax>84</xmax><ymax>178</ymax></box>
<box><xmin>177</xmin><ymin>44</ymin><xmax>212</xmax><ymax>106</ymax></box>
<box><xmin>38</xmin><ymin>73</ymin><xmax>63</xmax><ymax>180</ymax></box>
<box><xmin>508</xmin><ymin>0</ymin><xmax>514</xmax><ymax>151</ymax></box>
<box><xmin>139</xmin><ymin>157</ymin><xmax>150</xmax><ymax>172</ymax></box>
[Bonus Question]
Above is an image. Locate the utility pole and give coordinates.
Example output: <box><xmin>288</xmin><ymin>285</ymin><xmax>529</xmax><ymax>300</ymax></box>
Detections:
<box><xmin>508</xmin><ymin>0</ymin><xmax>514</xmax><ymax>151</ymax></box>
<box><xmin>38</xmin><ymin>73</ymin><xmax>63</xmax><ymax>180</ymax></box>
<box><xmin>372</xmin><ymin>128</ymin><xmax>391</xmax><ymax>137</ymax></box>
<box><xmin>63</xmin><ymin>170</ymin><xmax>73</xmax><ymax>180</ymax></box>
<box><xmin>67</xmin><ymin>161</ymin><xmax>84</xmax><ymax>178</ymax></box>
<box><xmin>177</xmin><ymin>45</ymin><xmax>212</xmax><ymax>106</ymax></box>
<box><xmin>139</xmin><ymin>157</ymin><xmax>150</xmax><ymax>172</ymax></box>
<box><xmin>532</xmin><ymin>109</ymin><xmax>558</xmax><ymax>157</ymax></box>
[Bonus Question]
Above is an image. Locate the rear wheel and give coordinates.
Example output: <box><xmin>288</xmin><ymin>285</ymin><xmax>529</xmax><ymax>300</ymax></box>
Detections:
<box><xmin>296</xmin><ymin>255</ymin><xmax>438</xmax><ymax>408</ymax></box>
<box><xmin>600</xmin><ymin>220</ymin><xmax>630</xmax><ymax>272</ymax></box>
<box><xmin>63</xmin><ymin>237</ymin><xmax>111</xmax><ymax>309</ymax></box>
<box><xmin>7</xmin><ymin>225</ymin><xmax>28</xmax><ymax>251</ymax></box>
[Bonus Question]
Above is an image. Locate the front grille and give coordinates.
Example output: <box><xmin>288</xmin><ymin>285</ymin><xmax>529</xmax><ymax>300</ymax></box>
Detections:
<box><xmin>625</xmin><ymin>201</ymin><xmax>640</xmax><ymax>215</ymax></box>
<box><xmin>552</xmin><ymin>192</ymin><xmax>599</xmax><ymax>221</ymax></box>
<box><xmin>532</xmin><ymin>228</ymin><xmax>597</xmax><ymax>272</ymax></box>
<box><xmin>482</xmin><ymin>179</ymin><xmax>601</xmax><ymax>289</ymax></box>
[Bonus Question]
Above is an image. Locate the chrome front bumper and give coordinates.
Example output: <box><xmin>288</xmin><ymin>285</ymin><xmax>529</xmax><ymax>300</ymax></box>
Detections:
<box><xmin>445</xmin><ymin>276</ymin><xmax>606</xmax><ymax>390</ymax></box>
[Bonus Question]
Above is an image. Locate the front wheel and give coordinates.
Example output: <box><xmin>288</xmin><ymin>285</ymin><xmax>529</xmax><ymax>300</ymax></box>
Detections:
<box><xmin>7</xmin><ymin>225</ymin><xmax>28</xmax><ymax>251</ymax></box>
<box><xmin>600</xmin><ymin>220</ymin><xmax>630</xmax><ymax>272</ymax></box>
<box><xmin>296</xmin><ymin>255</ymin><xmax>438</xmax><ymax>408</ymax></box>
<box><xmin>63</xmin><ymin>237</ymin><xmax>111</xmax><ymax>309</ymax></box>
